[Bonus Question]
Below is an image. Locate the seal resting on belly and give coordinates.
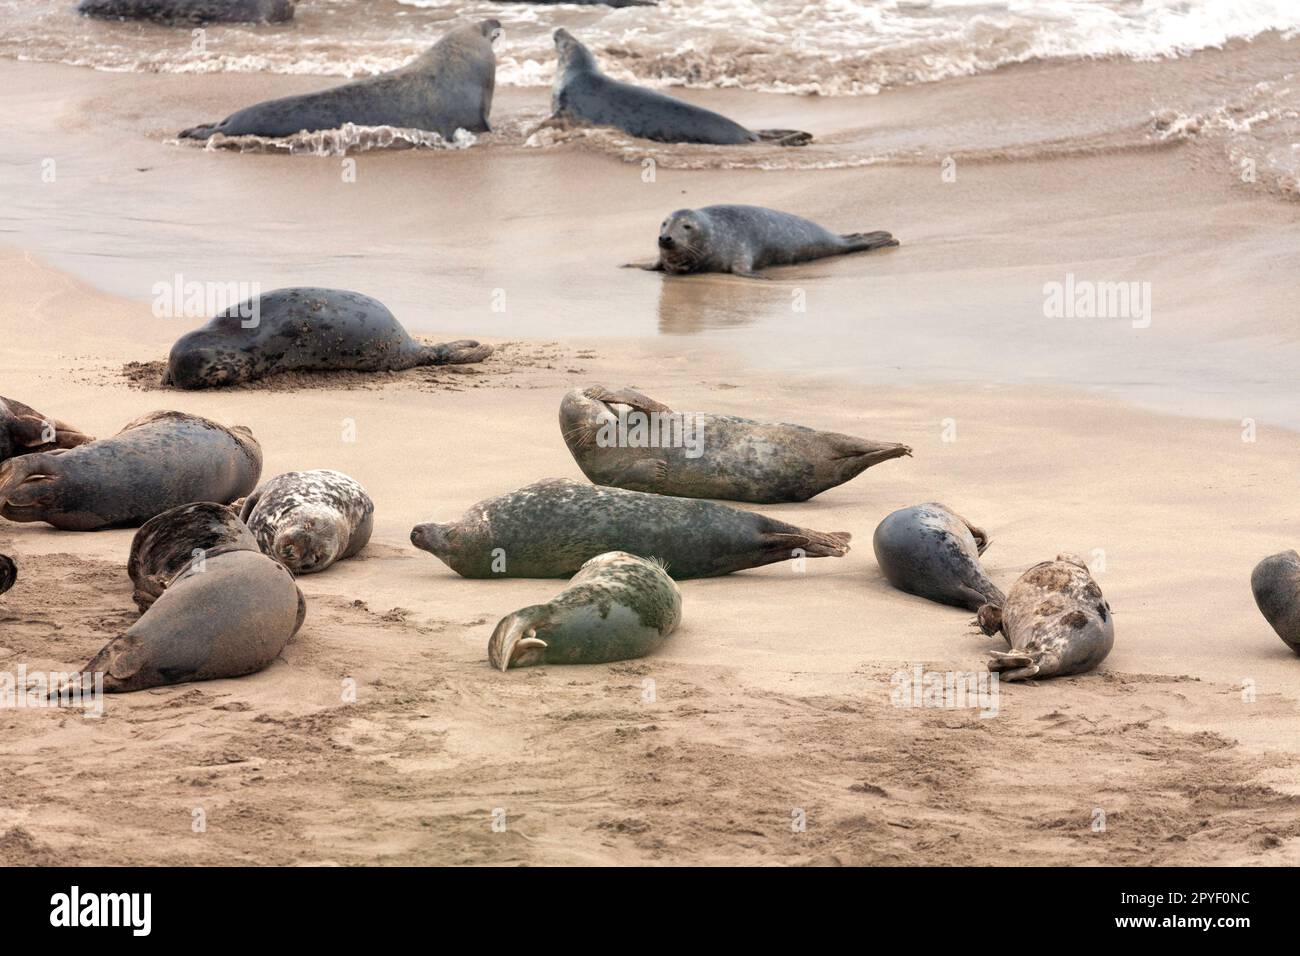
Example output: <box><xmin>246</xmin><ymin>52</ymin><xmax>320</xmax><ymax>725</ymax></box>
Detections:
<box><xmin>77</xmin><ymin>0</ymin><xmax>294</xmax><ymax>24</ymax></box>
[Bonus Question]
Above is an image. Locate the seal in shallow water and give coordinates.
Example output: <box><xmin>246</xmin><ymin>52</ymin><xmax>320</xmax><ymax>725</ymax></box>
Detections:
<box><xmin>77</xmin><ymin>0</ymin><xmax>294</xmax><ymax>23</ymax></box>
<box><xmin>410</xmin><ymin>477</ymin><xmax>850</xmax><ymax>579</ymax></box>
<box><xmin>162</xmin><ymin>287</ymin><xmax>492</xmax><ymax>388</ymax></box>
<box><xmin>128</xmin><ymin>502</ymin><xmax>259</xmax><ymax>612</ymax></box>
<box><xmin>1250</xmin><ymin>550</ymin><xmax>1300</xmax><ymax>654</ymax></box>
<box><xmin>240</xmin><ymin>469</ymin><xmax>374</xmax><ymax>574</ymax></box>
<box><xmin>0</xmin><ymin>396</ymin><xmax>92</xmax><ymax>465</ymax></box>
<box><xmin>488</xmin><ymin>551</ymin><xmax>681</xmax><ymax>670</ymax></box>
<box><xmin>179</xmin><ymin>19</ymin><xmax>500</xmax><ymax>141</ymax></box>
<box><xmin>560</xmin><ymin>384</ymin><xmax>911</xmax><ymax>503</ymax></box>
<box><xmin>873</xmin><ymin>502</ymin><xmax>1004</xmax><ymax>611</ymax></box>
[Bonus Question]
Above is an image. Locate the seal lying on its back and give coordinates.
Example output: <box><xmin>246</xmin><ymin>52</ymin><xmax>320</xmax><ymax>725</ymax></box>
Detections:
<box><xmin>128</xmin><ymin>502</ymin><xmax>258</xmax><ymax>612</ymax></box>
<box><xmin>0</xmin><ymin>554</ymin><xmax>15</xmax><ymax>596</ymax></box>
<box><xmin>1</xmin><ymin>396</ymin><xmax>92</xmax><ymax>465</ymax></box>
<box><xmin>873</xmin><ymin>503</ymin><xmax>1003</xmax><ymax>611</ymax></box>
<box><xmin>77</xmin><ymin>0</ymin><xmax>293</xmax><ymax>23</ymax></box>
<box><xmin>240</xmin><ymin>469</ymin><xmax>373</xmax><ymax>575</ymax></box>
<box><xmin>163</xmin><ymin>287</ymin><xmax>492</xmax><ymax>388</ymax></box>
<box><xmin>547</xmin><ymin>29</ymin><xmax>810</xmax><ymax>146</ymax></box>
<box><xmin>635</xmin><ymin>205</ymin><xmax>898</xmax><ymax>278</ymax></box>
<box><xmin>560</xmin><ymin>385</ymin><xmax>911</xmax><ymax>503</ymax></box>
<box><xmin>489</xmin><ymin>552</ymin><xmax>681</xmax><ymax>671</ymax></box>
<box><xmin>179</xmin><ymin>19</ymin><xmax>499</xmax><ymax>141</ymax></box>
<box><xmin>0</xmin><ymin>411</ymin><xmax>262</xmax><ymax>531</ymax></box>
<box><xmin>1250</xmin><ymin>550</ymin><xmax>1300</xmax><ymax>654</ymax></box>
<box><xmin>977</xmin><ymin>553</ymin><xmax>1113</xmax><ymax>681</ymax></box>
<box><xmin>411</xmin><ymin>478</ymin><xmax>850</xmax><ymax>579</ymax></box>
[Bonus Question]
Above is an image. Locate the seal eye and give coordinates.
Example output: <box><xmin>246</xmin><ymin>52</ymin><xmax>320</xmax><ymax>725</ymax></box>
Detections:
<box><xmin>684</xmin><ymin>224</ymin><xmax>693</xmax><ymax>231</ymax></box>
<box><xmin>490</xmin><ymin>28</ymin><xmax>502</xmax><ymax>43</ymax></box>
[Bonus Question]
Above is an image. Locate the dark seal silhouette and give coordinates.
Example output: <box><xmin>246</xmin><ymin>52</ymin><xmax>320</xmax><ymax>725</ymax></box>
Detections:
<box><xmin>77</xmin><ymin>0</ymin><xmax>294</xmax><ymax>24</ymax></box>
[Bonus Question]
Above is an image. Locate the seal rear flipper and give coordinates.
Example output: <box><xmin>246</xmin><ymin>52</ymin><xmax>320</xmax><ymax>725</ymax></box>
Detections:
<box><xmin>754</xmin><ymin>129</ymin><xmax>812</xmax><ymax>147</ymax></box>
<box><xmin>424</xmin><ymin>340</ymin><xmax>494</xmax><ymax>366</ymax></box>
<box><xmin>988</xmin><ymin>651</ymin><xmax>1039</xmax><ymax>681</ymax></box>
<box><xmin>178</xmin><ymin>123</ymin><xmax>220</xmax><ymax>140</ymax></box>
<box><xmin>0</xmin><ymin>453</ymin><xmax>57</xmax><ymax>504</ymax></box>
<box><xmin>763</xmin><ymin>529</ymin><xmax>851</xmax><ymax>561</ymax></box>
<box><xmin>841</xmin><ymin>231</ymin><xmax>899</xmax><ymax>253</ymax></box>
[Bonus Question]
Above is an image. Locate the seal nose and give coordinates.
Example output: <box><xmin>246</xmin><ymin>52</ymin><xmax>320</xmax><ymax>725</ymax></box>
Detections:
<box><xmin>658</xmin><ymin>235</ymin><xmax>674</xmax><ymax>249</ymax></box>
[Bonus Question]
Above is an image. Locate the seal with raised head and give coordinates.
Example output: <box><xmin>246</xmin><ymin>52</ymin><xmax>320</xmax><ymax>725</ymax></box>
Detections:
<box><xmin>0</xmin><ymin>411</ymin><xmax>262</xmax><ymax>531</ymax></box>
<box><xmin>0</xmin><ymin>554</ymin><xmax>15</xmax><ymax>596</ymax></box>
<box><xmin>77</xmin><ymin>0</ymin><xmax>293</xmax><ymax>23</ymax></box>
<box><xmin>976</xmin><ymin>553</ymin><xmax>1113</xmax><ymax>681</ymax></box>
<box><xmin>128</xmin><ymin>502</ymin><xmax>259</xmax><ymax>612</ymax></box>
<box><xmin>179</xmin><ymin>19</ymin><xmax>500</xmax><ymax>141</ymax></box>
<box><xmin>411</xmin><ymin>477</ymin><xmax>850</xmax><ymax>579</ymax></box>
<box><xmin>1251</xmin><ymin>550</ymin><xmax>1300</xmax><ymax>654</ymax></box>
<box><xmin>240</xmin><ymin>469</ymin><xmax>373</xmax><ymax>575</ymax></box>
<box><xmin>545</xmin><ymin>29</ymin><xmax>810</xmax><ymax>146</ymax></box>
<box><xmin>560</xmin><ymin>385</ymin><xmax>911</xmax><ymax>503</ymax></box>
<box><xmin>1</xmin><ymin>396</ymin><xmax>92</xmax><ymax>465</ymax></box>
<box><xmin>873</xmin><ymin>502</ymin><xmax>1003</xmax><ymax>611</ymax></box>
<box><xmin>488</xmin><ymin>551</ymin><xmax>681</xmax><ymax>671</ymax></box>
<box><xmin>162</xmin><ymin>287</ymin><xmax>492</xmax><ymax>389</ymax></box>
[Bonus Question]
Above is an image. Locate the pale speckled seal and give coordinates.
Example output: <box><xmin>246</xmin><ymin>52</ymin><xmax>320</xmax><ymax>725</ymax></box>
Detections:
<box><xmin>0</xmin><ymin>411</ymin><xmax>262</xmax><ymax>531</ymax></box>
<box><xmin>634</xmin><ymin>205</ymin><xmax>898</xmax><ymax>278</ymax></box>
<box><xmin>411</xmin><ymin>477</ymin><xmax>850</xmax><ymax>579</ymax></box>
<box><xmin>1251</xmin><ymin>550</ymin><xmax>1300</xmax><ymax>654</ymax></box>
<box><xmin>545</xmin><ymin>29</ymin><xmax>810</xmax><ymax>146</ymax></box>
<box><xmin>0</xmin><ymin>554</ymin><xmax>14</xmax><ymax>596</ymax></box>
<box><xmin>128</xmin><ymin>502</ymin><xmax>259</xmax><ymax>612</ymax></box>
<box><xmin>1</xmin><ymin>396</ymin><xmax>92</xmax><ymax>465</ymax></box>
<box><xmin>162</xmin><ymin>287</ymin><xmax>492</xmax><ymax>389</ymax></box>
<box><xmin>873</xmin><ymin>502</ymin><xmax>1003</xmax><ymax>611</ymax></box>
<box><xmin>488</xmin><ymin>551</ymin><xmax>681</xmax><ymax>671</ymax></box>
<box><xmin>240</xmin><ymin>469</ymin><xmax>373</xmax><ymax>575</ymax></box>
<box><xmin>77</xmin><ymin>0</ymin><xmax>293</xmax><ymax>23</ymax></box>
<box><xmin>179</xmin><ymin>19</ymin><xmax>500</xmax><ymax>141</ymax></box>
<box><xmin>977</xmin><ymin>553</ymin><xmax>1113</xmax><ymax>681</ymax></box>
<box><xmin>560</xmin><ymin>385</ymin><xmax>911</xmax><ymax>503</ymax></box>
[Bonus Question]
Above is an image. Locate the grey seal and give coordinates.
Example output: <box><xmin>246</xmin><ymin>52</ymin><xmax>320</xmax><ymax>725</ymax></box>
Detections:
<box><xmin>240</xmin><ymin>469</ymin><xmax>373</xmax><ymax>575</ymax></box>
<box><xmin>873</xmin><ymin>502</ymin><xmax>1004</xmax><ymax>611</ymax></box>
<box><xmin>128</xmin><ymin>502</ymin><xmax>259</xmax><ymax>612</ymax></box>
<box><xmin>488</xmin><ymin>551</ymin><xmax>681</xmax><ymax>671</ymax></box>
<box><xmin>411</xmin><ymin>477</ymin><xmax>850</xmax><ymax>579</ymax></box>
<box><xmin>560</xmin><ymin>384</ymin><xmax>911</xmax><ymax>503</ymax></box>
<box><xmin>77</xmin><ymin>0</ymin><xmax>294</xmax><ymax>23</ymax></box>
<box><xmin>162</xmin><ymin>287</ymin><xmax>492</xmax><ymax>388</ymax></box>
<box><xmin>0</xmin><ymin>411</ymin><xmax>262</xmax><ymax>531</ymax></box>
<box><xmin>1</xmin><ymin>396</ymin><xmax>92</xmax><ymax>465</ymax></box>
<box><xmin>977</xmin><ymin>553</ymin><xmax>1113</xmax><ymax>681</ymax></box>
<box><xmin>545</xmin><ymin>29</ymin><xmax>810</xmax><ymax>146</ymax></box>
<box><xmin>1251</xmin><ymin>550</ymin><xmax>1300</xmax><ymax>654</ymax></box>
<box><xmin>0</xmin><ymin>554</ymin><xmax>14</xmax><ymax>596</ymax></box>
<box><xmin>179</xmin><ymin>19</ymin><xmax>500</xmax><ymax>141</ymax></box>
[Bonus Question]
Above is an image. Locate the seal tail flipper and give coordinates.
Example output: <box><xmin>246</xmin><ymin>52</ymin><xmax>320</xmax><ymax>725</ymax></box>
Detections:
<box><xmin>830</xmin><ymin>439</ymin><xmax>913</xmax><ymax>479</ymax></box>
<box><xmin>422</xmin><ymin>340</ymin><xmax>494</xmax><ymax>366</ymax></box>
<box><xmin>0</xmin><ymin>453</ymin><xmax>53</xmax><ymax>504</ymax></box>
<box><xmin>754</xmin><ymin>129</ymin><xmax>813</xmax><ymax>147</ymax></box>
<box><xmin>178</xmin><ymin>123</ymin><xmax>220</xmax><ymax>140</ymax></box>
<box><xmin>841</xmin><ymin>231</ymin><xmax>900</xmax><ymax>252</ymax></box>
<box><xmin>764</xmin><ymin>529</ymin><xmax>852</xmax><ymax>560</ymax></box>
<box><xmin>988</xmin><ymin>651</ymin><xmax>1039</xmax><ymax>681</ymax></box>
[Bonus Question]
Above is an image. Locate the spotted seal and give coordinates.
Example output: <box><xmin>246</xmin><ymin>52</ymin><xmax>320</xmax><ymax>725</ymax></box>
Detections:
<box><xmin>977</xmin><ymin>553</ymin><xmax>1113</xmax><ymax>681</ymax></box>
<box><xmin>0</xmin><ymin>554</ymin><xmax>14</xmax><ymax>596</ymax></box>
<box><xmin>1250</xmin><ymin>550</ymin><xmax>1300</xmax><ymax>654</ymax></box>
<box><xmin>1</xmin><ymin>396</ymin><xmax>92</xmax><ymax>465</ymax></box>
<box><xmin>240</xmin><ymin>469</ymin><xmax>373</xmax><ymax>575</ymax></box>
<box><xmin>77</xmin><ymin>0</ymin><xmax>294</xmax><ymax>23</ymax></box>
<box><xmin>128</xmin><ymin>502</ymin><xmax>259</xmax><ymax>612</ymax></box>
<box><xmin>560</xmin><ymin>384</ymin><xmax>911</xmax><ymax>503</ymax></box>
<box><xmin>872</xmin><ymin>502</ymin><xmax>1004</xmax><ymax>611</ymax></box>
<box><xmin>410</xmin><ymin>477</ymin><xmax>850</xmax><ymax>579</ymax></box>
<box><xmin>488</xmin><ymin>551</ymin><xmax>681</xmax><ymax>671</ymax></box>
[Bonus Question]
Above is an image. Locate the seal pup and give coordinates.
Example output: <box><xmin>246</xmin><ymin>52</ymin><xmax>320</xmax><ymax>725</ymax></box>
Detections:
<box><xmin>1</xmin><ymin>396</ymin><xmax>92</xmax><ymax>465</ymax></box>
<box><xmin>411</xmin><ymin>477</ymin><xmax>850</xmax><ymax>579</ymax></box>
<box><xmin>560</xmin><ymin>385</ymin><xmax>911</xmax><ymax>503</ymax></box>
<box><xmin>977</xmin><ymin>553</ymin><xmax>1113</xmax><ymax>681</ymax></box>
<box><xmin>873</xmin><ymin>503</ymin><xmax>1003</xmax><ymax>611</ymax></box>
<box><xmin>488</xmin><ymin>551</ymin><xmax>681</xmax><ymax>671</ymax></box>
<box><xmin>0</xmin><ymin>554</ymin><xmax>15</xmax><ymax>596</ymax></box>
<box><xmin>77</xmin><ymin>0</ymin><xmax>294</xmax><ymax>23</ymax></box>
<box><xmin>128</xmin><ymin>502</ymin><xmax>259</xmax><ymax>612</ymax></box>
<box><xmin>633</xmin><ymin>205</ymin><xmax>898</xmax><ymax>278</ymax></box>
<box><xmin>240</xmin><ymin>469</ymin><xmax>374</xmax><ymax>575</ymax></box>
<box><xmin>180</xmin><ymin>19</ymin><xmax>500</xmax><ymax>141</ymax></box>
<box><xmin>545</xmin><ymin>29</ymin><xmax>810</xmax><ymax>146</ymax></box>
<box><xmin>1251</xmin><ymin>550</ymin><xmax>1300</xmax><ymax>654</ymax></box>
<box><xmin>0</xmin><ymin>411</ymin><xmax>262</xmax><ymax>531</ymax></box>
<box><xmin>163</xmin><ymin>287</ymin><xmax>492</xmax><ymax>388</ymax></box>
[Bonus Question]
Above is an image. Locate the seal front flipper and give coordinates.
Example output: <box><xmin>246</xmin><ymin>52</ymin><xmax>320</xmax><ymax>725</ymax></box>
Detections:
<box><xmin>754</xmin><ymin>129</ymin><xmax>812</xmax><ymax>147</ymax></box>
<box><xmin>611</xmin><ymin>458</ymin><xmax>669</xmax><ymax>491</ymax></box>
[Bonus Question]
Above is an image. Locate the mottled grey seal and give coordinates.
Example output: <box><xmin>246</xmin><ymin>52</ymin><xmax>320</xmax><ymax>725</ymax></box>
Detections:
<box><xmin>1251</xmin><ymin>550</ymin><xmax>1300</xmax><ymax>654</ymax></box>
<box><xmin>977</xmin><ymin>553</ymin><xmax>1113</xmax><ymax>681</ymax></box>
<box><xmin>0</xmin><ymin>411</ymin><xmax>262</xmax><ymax>531</ymax></box>
<box><xmin>635</xmin><ymin>205</ymin><xmax>898</xmax><ymax>278</ymax></box>
<box><xmin>560</xmin><ymin>384</ymin><xmax>911</xmax><ymax>503</ymax></box>
<box><xmin>872</xmin><ymin>502</ymin><xmax>1004</xmax><ymax>611</ymax></box>
<box><xmin>0</xmin><ymin>554</ymin><xmax>14</xmax><ymax>596</ymax></box>
<box><xmin>77</xmin><ymin>0</ymin><xmax>293</xmax><ymax>23</ymax></box>
<box><xmin>162</xmin><ymin>287</ymin><xmax>492</xmax><ymax>389</ymax></box>
<box><xmin>488</xmin><ymin>551</ymin><xmax>681</xmax><ymax>671</ymax></box>
<box><xmin>411</xmin><ymin>477</ymin><xmax>850</xmax><ymax>579</ymax></box>
<box><xmin>545</xmin><ymin>29</ymin><xmax>810</xmax><ymax>146</ymax></box>
<box><xmin>0</xmin><ymin>396</ymin><xmax>92</xmax><ymax>465</ymax></box>
<box><xmin>179</xmin><ymin>19</ymin><xmax>499</xmax><ymax>141</ymax></box>
<box><xmin>240</xmin><ymin>469</ymin><xmax>373</xmax><ymax>575</ymax></box>
<box><xmin>128</xmin><ymin>502</ymin><xmax>259</xmax><ymax>613</ymax></box>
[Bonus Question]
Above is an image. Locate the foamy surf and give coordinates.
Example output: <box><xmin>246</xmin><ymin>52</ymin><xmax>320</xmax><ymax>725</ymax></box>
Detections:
<box><xmin>175</xmin><ymin>123</ymin><xmax>478</xmax><ymax>156</ymax></box>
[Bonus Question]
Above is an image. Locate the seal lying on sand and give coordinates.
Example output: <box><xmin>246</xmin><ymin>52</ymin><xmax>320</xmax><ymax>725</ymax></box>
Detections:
<box><xmin>1251</xmin><ymin>550</ymin><xmax>1300</xmax><ymax>654</ymax></box>
<box><xmin>77</xmin><ymin>0</ymin><xmax>294</xmax><ymax>23</ymax></box>
<box><xmin>0</xmin><ymin>554</ymin><xmax>15</xmax><ymax>596</ymax></box>
<box><xmin>179</xmin><ymin>19</ymin><xmax>499</xmax><ymax>141</ymax></box>
<box><xmin>162</xmin><ymin>287</ymin><xmax>492</xmax><ymax>388</ymax></box>
<box><xmin>128</xmin><ymin>502</ymin><xmax>259</xmax><ymax>612</ymax></box>
<box><xmin>545</xmin><ymin>29</ymin><xmax>810</xmax><ymax>146</ymax></box>
<box><xmin>977</xmin><ymin>553</ymin><xmax>1113</xmax><ymax>681</ymax></box>
<box><xmin>560</xmin><ymin>385</ymin><xmax>911</xmax><ymax>503</ymax></box>
<box><xmin>489</xmin><ymin>551</ymin><xmax>681</xmax><ymax>671</ymax></box>
<box><xmin>0</xmin><ymin>411</ymin><xmax>262</xmax><ymax>530</ymax></box>
<box><xmin>411</xmin><ymin>477</ymin><xmax>850</xmax><ymax>579</ymax></box>
<box><xmin>240</xmin><ymin>469</ymin><xmax>373</xmax><ymax>575</ymax></box>
<box><xmin>873</xmin><ymin>503</ymin><xmax>1003</xmax><ymax>611</ymax></box>
<box><xmin>1</xmin><ymin>396</ymin><xmax>92</xmax><ymax>465</ymax></box>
